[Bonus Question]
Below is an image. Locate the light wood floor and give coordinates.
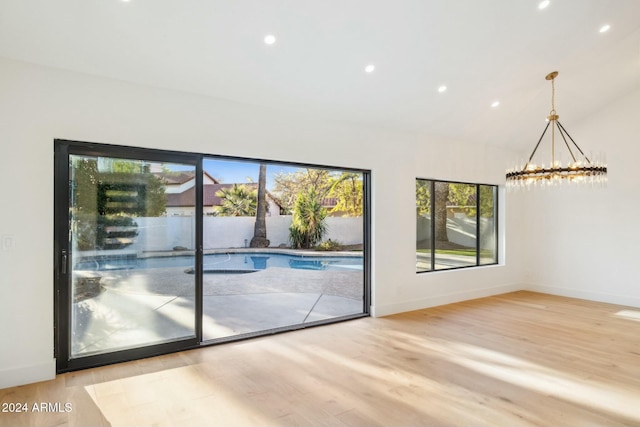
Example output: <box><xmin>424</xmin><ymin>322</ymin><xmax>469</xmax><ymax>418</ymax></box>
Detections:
<box><xmin>2</xmin><ymin>291</ymin><xmax>640</xmax><ymax>427</ymax></box>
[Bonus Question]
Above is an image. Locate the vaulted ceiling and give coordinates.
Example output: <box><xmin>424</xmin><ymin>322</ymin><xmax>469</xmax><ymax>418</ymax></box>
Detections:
<box><xmin>1</xmin><ymin>0</ymin><xmax>638</xmax><ymax>150</ymax></box>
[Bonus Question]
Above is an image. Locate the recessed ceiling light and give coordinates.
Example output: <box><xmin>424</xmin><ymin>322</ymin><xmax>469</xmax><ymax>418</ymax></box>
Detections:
<box><xmin>365</xmin><ymin>64</ymin><xmax>375</xmax><ymax>73</ymax></box>
<box><xmin>599</xmin><ymin>24</ymin><xmax>611</xmax><ymax>33</ymax></box>
<box><xmin>264</xmin><ymin>34</ymin><xmax>276</xmax><ymax>45</ymax></box>
<box><xmin>491</xmin><ymin>101</ymin><xmax>500</xmax><ymax>108</ymax></box>
<box><xmin>538</xmin><ymin>0</ymin><xmax>550</xmax><ymax>10</ymax></box>
<box><xmin>438</xmin><ymin>85</ymin><xmax>447</xmax><ymax>93</ymax></box>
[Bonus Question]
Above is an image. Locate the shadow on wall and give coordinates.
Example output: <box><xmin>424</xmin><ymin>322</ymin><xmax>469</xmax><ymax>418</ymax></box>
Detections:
<box><xmin>417</xmin><ymin>216</ymin><xmax>495</xmax><ymax>249</ymax></box>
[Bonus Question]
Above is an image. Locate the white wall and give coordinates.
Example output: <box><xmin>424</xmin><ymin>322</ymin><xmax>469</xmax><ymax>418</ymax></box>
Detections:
<box><xmin>0</xmin><ymin>57</ymin><xmax>525</xmax><ymax>388</ymax></box>
<box><xmin>374</xmin><ymin>137</ymin><xmax>526</xmax><ymax>317</ymax></box>
<box><xmin>522</xmin><ymin>88</ymin><xmax>640</xmax><ymax>306</ymax></box>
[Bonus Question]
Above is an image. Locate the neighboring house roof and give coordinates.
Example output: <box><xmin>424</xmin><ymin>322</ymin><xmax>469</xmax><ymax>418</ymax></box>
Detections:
<box><xmin>166</xmin><ymin>183</ymin><xmax>284</xmax><ymax>209</ymax></box>
<box><xmin>322</xmin><ymin>196</ymin><xmax>338</xmax><ymax>210</ymax></box>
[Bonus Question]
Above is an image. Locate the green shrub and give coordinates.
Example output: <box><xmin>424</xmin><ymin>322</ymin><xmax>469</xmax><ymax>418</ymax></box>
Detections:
<box><xmin>289</xmin><ymin>188</ymin><xmax>327</xmax><ymax>249</ymax></box>
<box><xmin>315</xmin><ymin>239</ymin><xmax>343</xmax><ymax>251</ymax></box>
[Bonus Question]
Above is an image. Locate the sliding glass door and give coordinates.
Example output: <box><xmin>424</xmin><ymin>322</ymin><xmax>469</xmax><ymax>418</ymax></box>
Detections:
<box><xmin>55</xmin><ymin>141</ymin><xmax>201</xmax><ymax>371</ymax></box>
<box><xmin>55</xmin><ymin>140</ymin><xmax>369</xmax><ymax>372</ymax></box>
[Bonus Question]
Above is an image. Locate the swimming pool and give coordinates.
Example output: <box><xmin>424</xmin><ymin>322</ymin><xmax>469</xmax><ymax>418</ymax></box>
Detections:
<box><xmin>74</xmin><ymin>252</ymin><xmax>363</xmax><ymax>272</ymax></box>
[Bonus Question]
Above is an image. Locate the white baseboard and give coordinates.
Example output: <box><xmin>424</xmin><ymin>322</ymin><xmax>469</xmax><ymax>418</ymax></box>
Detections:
<box><xmin>525</xmin><ymin>284</ymin><xmax>640</xmax><ymax>308</ymax></box>
<box><xmin>371</xmin><ymin>283</ymin><xmax>522</xmax><ymax>317</ymax></box>
<box><xmin>0</xmin><ymin>359</ymin><xmax>56</xmax><ymax>390</ymax></box>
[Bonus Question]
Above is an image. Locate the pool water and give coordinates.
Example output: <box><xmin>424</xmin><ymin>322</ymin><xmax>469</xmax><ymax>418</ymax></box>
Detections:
<box><xmin>75</xmin><ymin>252</ymin><xmax>363</xmax><ymax>272</ymax></box>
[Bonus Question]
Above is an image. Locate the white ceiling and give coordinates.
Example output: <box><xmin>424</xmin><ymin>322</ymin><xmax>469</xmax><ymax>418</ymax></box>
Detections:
<box><xmin>1</xmin><ymin>0</ymin><xmax>639</xmax><ymax>150</ymax></box>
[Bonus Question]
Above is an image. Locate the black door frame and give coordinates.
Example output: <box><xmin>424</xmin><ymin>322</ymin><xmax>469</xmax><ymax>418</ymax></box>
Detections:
<box><xmin>54</xmin><ymin>139</ymin><xmax>371</xmax><ymax>373</ymax></box>
<box><xmin>54</xmin><ymin>139</ymin><xmax>203</xmax><ymax>372</ymax></box>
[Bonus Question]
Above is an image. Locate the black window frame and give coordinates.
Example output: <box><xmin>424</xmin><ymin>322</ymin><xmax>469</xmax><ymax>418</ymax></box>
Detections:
<box><xmin>416</xmin><ymin>178</ymin><xmax>499</xmax><ymax>273</ymax></box>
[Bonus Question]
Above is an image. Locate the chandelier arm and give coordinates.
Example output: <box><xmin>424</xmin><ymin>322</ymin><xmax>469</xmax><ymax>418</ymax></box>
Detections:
<box><xmin>525</xmin><ymin>121</ymin><xmax>551</xmax><ymax>168</ymax></box>
<box><xmin>555</xmin><ymin>121</ymin><xmax>578</xmax><ymax>163</ymax></box>
<box><xmin>556</xmin><ymin>121</ymin><xmax>592</xmax><ymax>164</ymax></box>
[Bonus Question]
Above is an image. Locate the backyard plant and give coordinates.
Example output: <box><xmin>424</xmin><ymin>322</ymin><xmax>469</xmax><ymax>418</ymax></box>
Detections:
<box><xmin>327</xmin><ymin>172</ymin><xmax>363</xmax><ymax>216</ymax></box>
<box><xmin>289</xmin><ymin>188</ymin><xmax>327</xmax><ymax>249</ymax></box>
<box><xmin>214</xmin><ymin>184</ymin><xmax>258</xmax><ymax>216</ymax></box>
<box><xmin>416</xmin><ymin>181</ymin><xmax>494</xmax><ymax>244</ymax></box>
<box><xmin>314</xmin><ymin>239</ymin><xmax>343</xmax><ymax>251</ymax></box>
<box><xmin>273</xmin><ymin>169</ymin><xmax>363</xmax><ymax>217</ymax></box>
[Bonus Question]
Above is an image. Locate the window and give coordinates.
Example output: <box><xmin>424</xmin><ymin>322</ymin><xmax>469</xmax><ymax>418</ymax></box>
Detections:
<box><xmin>416</xmin><ymin>179</ymin><xmax>498</xmax><ymax>272</ymax></box>
<box><xmin>201</xmin><ymin>158</ymin><xmax>369</xmax><ymax>341</ymax></box>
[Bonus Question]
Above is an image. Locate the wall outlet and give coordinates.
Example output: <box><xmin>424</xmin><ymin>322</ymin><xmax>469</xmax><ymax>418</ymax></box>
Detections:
<box><xmin>1</xmin><ymin>235</ymin><xmax>14</xmax><ymax>251</ymax></box>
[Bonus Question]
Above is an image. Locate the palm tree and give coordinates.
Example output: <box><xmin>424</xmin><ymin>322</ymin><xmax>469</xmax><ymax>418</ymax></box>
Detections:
<box><xmin>214</xmin><ymin>184</ymin><xmax>257</xmax><ymax>217</ymax></box>
<box><xmin>434</xmin><ymin>181</ymin><xmax>449</xmax><ymax>242</ymax></box>
<box><xmin>250</xmin><ymin>164</ymin><xmax>270</xmax><ymax>247</ymax></box>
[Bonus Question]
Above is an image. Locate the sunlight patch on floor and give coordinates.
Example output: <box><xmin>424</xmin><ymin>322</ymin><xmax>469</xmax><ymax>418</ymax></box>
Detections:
<box><xmin>403</xmin><ymin>333</ymin><xmax>640</xmax><ymax>422</ymax></box>
<box><xmin>85</xmin><ymin>366</ymin><xmax>276</xmax><ymax>427</ymax></box>
<box><xmin>614</xmin><ymin>310</ymin><xmax>640</xmax><ymax>322</ymax></box>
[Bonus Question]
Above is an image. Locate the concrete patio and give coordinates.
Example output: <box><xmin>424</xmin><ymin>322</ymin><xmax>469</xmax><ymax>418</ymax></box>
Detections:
<box><xmin>71</xmin><ymin>265</ymin><xmax>364</xmax><ymax>356</ymax></box>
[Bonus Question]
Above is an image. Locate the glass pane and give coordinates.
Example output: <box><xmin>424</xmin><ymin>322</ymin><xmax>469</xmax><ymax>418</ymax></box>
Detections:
<box><xmin>201</xmin><ymin>159</ymin><xmax>365</xmax><ymax>340</ymax></box>
<box><xmin>69</xmin><ymin>155</ymin><xmax>196</xmax><ymax>357</ymax></box>
<box><xmin>479</xmin><ymin>185</ymin><xmax>498</xmax><ymax>265</ymax></box>
<box><xmin>416</xmin><ymin>179</ymin><xmax>432</xmax><ymax>272</ymax></box>
<box><xmin>434</xmin><ymin>182</ymin><xmax>477</xmax><ymax>270</ymax></box>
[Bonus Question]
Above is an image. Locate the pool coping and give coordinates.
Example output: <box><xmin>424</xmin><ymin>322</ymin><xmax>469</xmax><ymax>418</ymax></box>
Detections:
<box><xmin>142</xmin><ymin>247</ymin><xmax>363</xmax><ymax>259</ymax></box>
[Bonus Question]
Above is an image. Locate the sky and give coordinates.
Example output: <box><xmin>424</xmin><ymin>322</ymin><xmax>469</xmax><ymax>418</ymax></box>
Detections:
<box><xmin>170</xmin><ymin>159</ymin><xmax>311</xmax><ymax>190</ymax></box>
<box><xmin>205</xmin><ymin>159</ymin><xmax>311</xmax><ymax>190</ymax></box>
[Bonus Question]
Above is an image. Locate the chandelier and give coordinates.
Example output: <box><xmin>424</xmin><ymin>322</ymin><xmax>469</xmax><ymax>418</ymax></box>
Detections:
<box><xmin>505</xmin><ymin>71</ymin><xmax>607</xmax><ymax>189</ymax></box>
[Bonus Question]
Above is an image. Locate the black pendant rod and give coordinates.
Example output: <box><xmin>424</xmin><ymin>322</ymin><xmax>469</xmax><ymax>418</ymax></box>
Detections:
<box><xmin>555</xmin><ymin>121</ymin><xmax>578</xmax><ymax>163</ymax></box>
<box><xmin>524</xmin><ymin>121</ymin><xmax>551</xmax><ymax>169</ymax></box>
<box><xmin>556</xmin><ymin>120</ymin><xmax>592</xmax><ymax>164</ymax></box>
